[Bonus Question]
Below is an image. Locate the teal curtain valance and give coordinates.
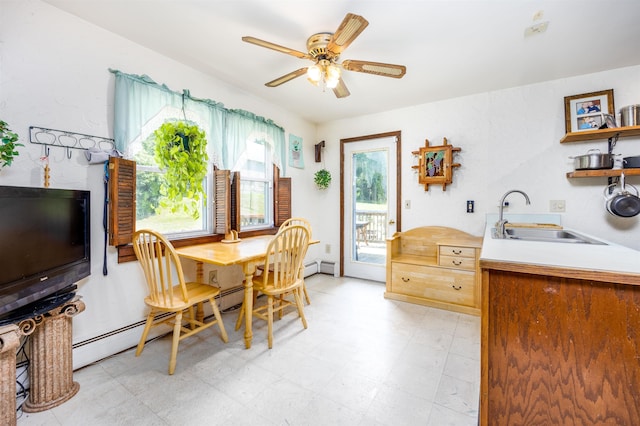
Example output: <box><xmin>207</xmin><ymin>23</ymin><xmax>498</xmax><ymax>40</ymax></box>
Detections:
<box><xmin>110</xmin><ymin>69</ymin><xmax>285</xmax><ymax>173</ymax></box>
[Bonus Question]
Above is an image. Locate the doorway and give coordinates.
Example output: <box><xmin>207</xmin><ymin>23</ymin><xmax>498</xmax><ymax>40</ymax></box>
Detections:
<box><xmin>340</xmin><ymin>131</ymin><xmax>401</xmax><ymax>282</ymax></box>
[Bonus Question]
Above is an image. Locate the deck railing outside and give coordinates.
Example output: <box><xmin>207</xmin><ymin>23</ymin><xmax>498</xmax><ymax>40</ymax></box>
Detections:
<box><xmin>355</xmin><ymin>210</ymin><xmax>387</xmax><ymax>245</ymax></box>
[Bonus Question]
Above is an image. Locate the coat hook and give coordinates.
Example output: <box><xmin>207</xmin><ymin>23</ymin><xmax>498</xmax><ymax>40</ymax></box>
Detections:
<box><xmin>67</xmin><ymin>147</ymin><xmax>72</xmax><ymax>159</ymax></box>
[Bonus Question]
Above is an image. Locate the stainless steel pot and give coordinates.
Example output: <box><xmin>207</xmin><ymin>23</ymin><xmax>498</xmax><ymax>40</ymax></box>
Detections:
<box><xmin>620</xmin><ymin>105</ymin><xmax>640</xmax><ymax>127</ymax></box>
<box><xmin>604</xmin><ymin>174</ymin><xmax>640</xmax><ymax>218</ymax></box>
<box><xmin>571</xmin><ymin>149</ymin><xmax>615</xmax><ymax>170</ymax></box>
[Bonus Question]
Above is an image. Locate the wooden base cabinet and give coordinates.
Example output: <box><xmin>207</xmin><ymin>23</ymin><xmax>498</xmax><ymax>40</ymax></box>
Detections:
<box><xmin>385</xmin><ymin>226</ymin><xmax>482</xmax><ymax>315</ymax></box>
<box><xmin>480</xmin><ymin>264</ymin><xmax>640</xmax><ymax>425</ymax></box>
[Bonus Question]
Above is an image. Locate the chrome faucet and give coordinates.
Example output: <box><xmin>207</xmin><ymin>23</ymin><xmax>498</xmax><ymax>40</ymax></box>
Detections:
<box><xmin>495</xmin><ymin>190</ymin><xmax>531</xmax><ymax>238</ymax></box>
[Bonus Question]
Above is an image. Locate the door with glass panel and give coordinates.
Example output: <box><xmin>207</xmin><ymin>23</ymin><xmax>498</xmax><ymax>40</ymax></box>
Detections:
<box><xmin>341</xmin><ymin>132</ymin><xmax>400</xmax><ymax>282</ymax></box>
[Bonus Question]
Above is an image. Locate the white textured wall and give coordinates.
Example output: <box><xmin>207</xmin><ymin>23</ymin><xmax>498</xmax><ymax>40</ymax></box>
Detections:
<box><xmin>1</xmin><ymin>0</ymin><xmax>639</xmax><ymax>369</ymax></box>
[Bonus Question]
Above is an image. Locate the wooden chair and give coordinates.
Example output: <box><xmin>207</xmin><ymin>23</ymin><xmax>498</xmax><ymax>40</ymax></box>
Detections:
<box><xmin>236</xmin><ymin>224</ymin><xmax>310</xmax><ymax>349</ymax></box>
<box><xmin>132</xmin><ymin>229</ymin><xmax>228</xmax><ymax>375</ymax></box>
<box><xmin>278</xmin><ymin>217</ymin><xmax>312</xmax><ymax>304</ymax></box>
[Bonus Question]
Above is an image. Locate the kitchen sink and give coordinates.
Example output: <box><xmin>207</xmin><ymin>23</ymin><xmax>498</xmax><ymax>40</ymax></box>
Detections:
<box><xmin>491</xmin><ymin>227</ymin><xmax>607</xmax><ymax>245</ymax></box>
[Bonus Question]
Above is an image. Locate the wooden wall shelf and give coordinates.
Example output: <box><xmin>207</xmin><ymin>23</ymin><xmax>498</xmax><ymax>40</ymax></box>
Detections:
<box><xmin>566</xmin><ymin>168</ymin><xmax>640</xmax><ymax>178</ymax></box>
<box><xmin>560</xmin><ymin>125</ymin><xmax>640</xmax><ymax>143</ymax></box>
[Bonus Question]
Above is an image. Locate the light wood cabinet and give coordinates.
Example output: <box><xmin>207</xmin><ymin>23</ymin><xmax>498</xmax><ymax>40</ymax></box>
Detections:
<box><xmin>385</xmin><ymin>226</ymin><xmax>483</xmax><ymax>315</ymax></box>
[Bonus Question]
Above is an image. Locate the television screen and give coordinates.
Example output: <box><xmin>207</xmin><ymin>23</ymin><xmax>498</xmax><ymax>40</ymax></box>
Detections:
<box><xmin>0</xmin><ymin>186</ymin><xmax>90</xmax><ymax>321</ymax></box>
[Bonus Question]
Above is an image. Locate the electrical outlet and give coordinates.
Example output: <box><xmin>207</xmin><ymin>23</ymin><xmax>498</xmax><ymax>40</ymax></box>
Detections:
<box><xmin>550</xmin><ymin>200</ymin><xmax>566</xmax><ymax>212</ymax></box>
<box><xmin>325</xmin><ymin>244</ymin><xmax>331</xmax><ymax>254</ymax></box>
<box><xmin>208</xmin><ymin>270</ymin><xmax>218</xmax><ymax>285</ymax></box>
<box><xmin>404</xmin><ymin>200</ymin><xmax>411</xmax><ymax>209</ymax></box>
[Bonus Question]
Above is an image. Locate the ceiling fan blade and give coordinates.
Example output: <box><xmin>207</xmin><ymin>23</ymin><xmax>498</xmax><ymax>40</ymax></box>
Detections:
<box><xmin>242</xmin><ymin>36</ymin><xmax>310</xmax><ymax>59</ymax></box>
<box><xmin>333</xmin><ymin>79</ymin><xmax>350</xmax><ymax>98</ymax></box>
<box><xmin>327</xmin><ymin>13</ymin><xmax>369</xmax><ymax>54</ymax></box>
<box><xmin>342</xmin><ymin>60</ymin><xmax>406</xmax><ymax>78</ymax></box>
<box><xmin>265</xmin><ymin>68</ymin><xmax>308</xmax><ymax>87</ymax></box>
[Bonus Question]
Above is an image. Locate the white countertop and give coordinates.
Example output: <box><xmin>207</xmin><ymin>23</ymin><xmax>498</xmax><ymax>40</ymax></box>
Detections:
<box><xmin>480</xmin><ymin>215</ymin><xmax>640</xmax><ymax>276</ymax></box>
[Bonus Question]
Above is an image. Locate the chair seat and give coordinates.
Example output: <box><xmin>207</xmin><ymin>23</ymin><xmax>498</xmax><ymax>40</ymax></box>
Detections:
<box><xmin>254</xmin><ymin>276</ymin><xmax>303</xmax><ymax>297</ymax></box>
<box><xmin>144</xmin><ymin>282</ymin><xmax>221</xmax><ymax>311</ymax></box>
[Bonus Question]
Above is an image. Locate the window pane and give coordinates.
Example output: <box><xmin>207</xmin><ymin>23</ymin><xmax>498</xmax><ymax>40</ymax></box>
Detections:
<box><xmin>133</xmin><ymin>131</ymin><xmax>208</xmax><ymax>237</ymax></box>
<box><xmin>136</xmin><ymin>169</ymin><xmax>206</xmax><ymax>235</ymax></box>
<box><xmin>243</xmin><ymin>140</ymin><xmax>266</xmax><ymax>179</ymax></box>
<box><xmin>240</xmin><ymin>180</ymin><xmax>268</xmax><ymax>227</ymax></box>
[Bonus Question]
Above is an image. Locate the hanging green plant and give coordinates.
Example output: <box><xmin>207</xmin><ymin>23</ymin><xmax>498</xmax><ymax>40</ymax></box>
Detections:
<box><xmin>314</xmin><ymin>168</ymin><xmax>332</xmax><ymax>190</ymax></box>
<box><xmin>153</xmin><ymin>120</ymin><xmax>208</xmax><ymax>219</ymax></box>
<box><xmin>0</xmin><ymin>120</ymin><xmax>23</xmax><ymax>169</ymax></box>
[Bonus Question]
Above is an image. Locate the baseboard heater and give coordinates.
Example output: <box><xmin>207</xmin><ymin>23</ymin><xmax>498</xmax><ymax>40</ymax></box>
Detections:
<box><xmin>319</xmin><ymin>261</ymin><xmax>335</xmax><ymax>275</ymax></box>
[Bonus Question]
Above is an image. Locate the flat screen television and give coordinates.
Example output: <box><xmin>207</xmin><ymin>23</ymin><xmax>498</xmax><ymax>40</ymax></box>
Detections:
<box><xmin>0</xmin><ymin>186</ymin><xmax>90</xmax><ymax>323</ymax></box>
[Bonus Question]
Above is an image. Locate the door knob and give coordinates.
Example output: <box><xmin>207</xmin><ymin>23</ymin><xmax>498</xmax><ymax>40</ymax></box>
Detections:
<box><xmin>388</xmin><ymin>219</ymin><xmax>395</xmax><ymax>225</ymax></box>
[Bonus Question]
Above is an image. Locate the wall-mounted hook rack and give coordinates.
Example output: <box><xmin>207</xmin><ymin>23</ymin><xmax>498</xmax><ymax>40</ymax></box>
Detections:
<box><xmin>29</xmin><ymin>126</ymin><xmax>115</xmax><ymax>159</ymax></box>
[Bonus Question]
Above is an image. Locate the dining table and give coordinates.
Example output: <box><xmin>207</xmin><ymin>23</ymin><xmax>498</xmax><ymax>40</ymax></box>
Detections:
<box><xmin>175</xmin><ymin>235</ymin><xmax>317</xmax><ymax>349</ymax></box>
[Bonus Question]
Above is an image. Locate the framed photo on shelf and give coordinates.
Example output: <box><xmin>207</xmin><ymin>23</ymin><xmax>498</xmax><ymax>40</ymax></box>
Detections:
<box><xmin>564</xmin><ymin>89</ymin><xmax>615</xmax><ymax>133</ymax></box>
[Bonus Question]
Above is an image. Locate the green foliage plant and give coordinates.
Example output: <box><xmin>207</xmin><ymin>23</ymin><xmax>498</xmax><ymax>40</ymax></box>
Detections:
<box><xmin>314</xmin><ymin>168</ymin><xmax>332</xmax><ymax>190</ymax></box>
<box><xmin>0</xmin><ymin>120</ymin><xmax>23</xmax><ymax>169</ymax></box>
<box><xmin>153</xmin><ymin>120</ymin><xmax>208</xmax><ymax>219</ymax></box>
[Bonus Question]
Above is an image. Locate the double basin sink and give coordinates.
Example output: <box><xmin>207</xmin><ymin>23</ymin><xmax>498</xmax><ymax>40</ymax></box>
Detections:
<box><xmin>491</xmin><ymin>226</ymin><xmax>606</xmax><ymax>245</ymax></box>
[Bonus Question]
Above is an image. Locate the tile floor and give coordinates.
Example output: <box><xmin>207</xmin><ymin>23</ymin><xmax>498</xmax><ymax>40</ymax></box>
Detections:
<box><xmin>16</xmin><ymin>274</ymin><xmax>480</xmax><ymax>425</ymax></box>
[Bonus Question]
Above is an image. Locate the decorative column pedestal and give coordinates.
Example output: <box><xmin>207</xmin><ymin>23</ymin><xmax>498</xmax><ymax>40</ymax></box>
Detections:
<box><xmin>19</xmin><ymin>296</ymin><xmax>85</xmax><ymax>413</ymax></box>
<box><xmin>0</xmin><ymin>324</ymin><xmax>21</xmax><ymax>426</ymax></box>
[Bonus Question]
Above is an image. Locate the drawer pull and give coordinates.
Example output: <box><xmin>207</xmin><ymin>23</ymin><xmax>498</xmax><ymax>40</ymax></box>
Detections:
<box><xmin>402</xmin><ymin>277</ymin><xmax>410</xmax><ymax>282</ymax></box>
<box><xmin>452</xmin><ymin>260</ymin><xmax>463</xmax><ymax>266</ymax></box>
<box><xmin>452</xmin><ymin>249</ymin><xmax>462</xmax><ymax>255</ymax></box>
<box><xmin>452</xmin><ymin>284</ymin><xmax>462</xmax><ymax>290</ymax></box>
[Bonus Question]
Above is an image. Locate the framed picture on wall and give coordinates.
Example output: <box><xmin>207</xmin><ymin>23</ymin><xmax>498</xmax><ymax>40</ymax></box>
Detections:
<box><xmin>564</xmin><ymin>89</ymin><xmax>615</xmax><ymax>133</ymax></box>
<box><xmin>412</xmin><ymin>138</ymin><xmax>461</xmax><ymax>191</ymax></box>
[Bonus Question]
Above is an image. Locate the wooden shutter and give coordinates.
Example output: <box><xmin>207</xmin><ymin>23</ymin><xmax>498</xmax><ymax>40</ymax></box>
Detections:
<box><xmin>213</xmin><ymin>169</ymin><xmax>240</xmax><ymax>234</ymax></box>
<box><xmin>214</xmin><ymin>169</ymin><xmax>230</xmax><ymax>235</ymax></box>
<box><xmin>108</xmin><ymin>157</ymin><xmax>136</xmax><ymax>246</ymax></box>
<box><xmin>274</xmin><ymin>166</ymin><xmax>291</xmax><ymax>227</ymax></box>
<box><xmin>230</xmin><ymin>171</ymin><xmax>240</xmax><ymax>231</ymax></box>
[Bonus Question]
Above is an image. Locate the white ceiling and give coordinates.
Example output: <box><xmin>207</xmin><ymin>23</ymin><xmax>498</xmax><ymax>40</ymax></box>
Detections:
<box><xmin>44</xmin><ymin>0</ymin><xmax>640</xmax><ymax>124</ymax></box>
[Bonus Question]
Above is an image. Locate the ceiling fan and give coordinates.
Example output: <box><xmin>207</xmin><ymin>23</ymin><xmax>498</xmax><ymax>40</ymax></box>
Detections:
<box><xmin>242</xmin><ymin>13</ymin><xmax>406</xmax><ymax>98</ymax></box>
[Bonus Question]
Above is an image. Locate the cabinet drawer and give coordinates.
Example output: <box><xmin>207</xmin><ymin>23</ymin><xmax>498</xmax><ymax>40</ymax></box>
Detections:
<box><xmin>439</xmin><ymin>245</ymin><xmax>475</xmax><ymax>258</ymax></box>
<box><xmin>391</xmin><ymin>263</ymin><xmax>475</xmax><ymax>306</ymax></box>
<box><xmin>439</xmin><ymin>255</ymin><xmax>475</xmax><ymax>270</ymax></box>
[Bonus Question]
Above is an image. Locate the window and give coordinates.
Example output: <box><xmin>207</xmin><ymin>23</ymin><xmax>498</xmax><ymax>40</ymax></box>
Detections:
<box><xmin>109</xmin><ymin>70</ymin><xmax>291</xmax><ymax>261</ymax></box>
<box><xmin>237</xmin><ymin>139</ymin><xmax>273</xmax><ymax>229</ymax></box>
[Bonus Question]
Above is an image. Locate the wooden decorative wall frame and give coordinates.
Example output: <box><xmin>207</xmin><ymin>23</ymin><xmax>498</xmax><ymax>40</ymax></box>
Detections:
<box><xmin>412</xmin><ymin>137</ymin><xmax>461</xmax><ymax>191</ymax></box>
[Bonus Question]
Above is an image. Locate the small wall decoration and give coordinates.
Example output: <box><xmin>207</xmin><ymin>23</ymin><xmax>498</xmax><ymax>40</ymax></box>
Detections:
<box><xmin>289</xmin><ymin>134</ymin><xmax>304</xmax><ymax>169</ymax></box>
<box><xmin>564</xmin><ymin>89</ymin><xmax>615</xmax><ymax>133</ymax></box>
<box><xmin>412</xmin><ymin>137</ymin><xmax>461</xmax><ymax>191</ymax></box>
<box><xmin>314</xmin><ymin>140</ymin><xmax>325</xmax><ymax>162</ymax></box>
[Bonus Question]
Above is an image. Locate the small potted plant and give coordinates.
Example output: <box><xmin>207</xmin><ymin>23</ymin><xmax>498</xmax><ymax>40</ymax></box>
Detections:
<box><xmin>0</xmin><ymin>120</ymin><xmax>23</xmax><ymax>169</ymax></box>
<box><xmin>314</xmin><ymin>168</ymin><xmax>332</xmax><ymax>190</ymax></box>
<box><xmin>153</xmin><ymin>120</ymin><xmax>208</xmax><ymax>218</ymax></box>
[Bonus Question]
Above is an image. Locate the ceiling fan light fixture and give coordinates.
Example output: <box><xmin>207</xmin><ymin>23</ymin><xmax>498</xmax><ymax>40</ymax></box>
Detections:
<box><xmin>326</xmin><ymin>64</ymin><xmax>341</xmax><ymax>80</ymax></box>
<box><xmin>325</xmin><ymin>77</ymin><xmax>340</xmax><ymax>89</ymax></box>
<box><xmin>307</xmin><ymin>65</ymin><xmax>322</xmax><ymax>83</ymax></box>
<box><xmin>325</xmin><ymin>64</ymin><xmax>341</xmax><ymax>89</ymax></box>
